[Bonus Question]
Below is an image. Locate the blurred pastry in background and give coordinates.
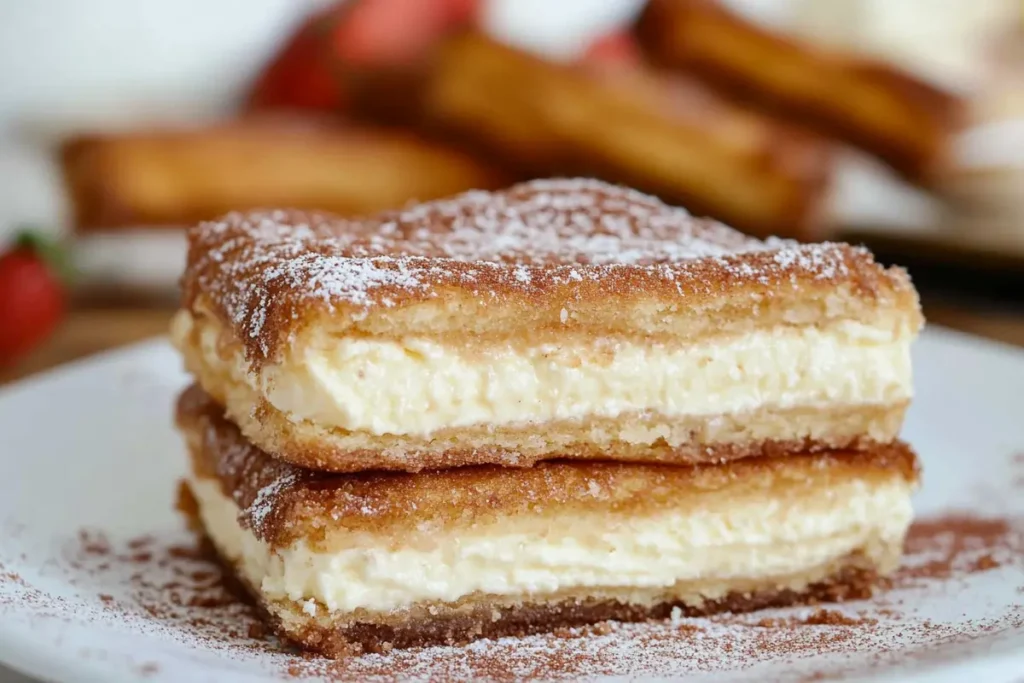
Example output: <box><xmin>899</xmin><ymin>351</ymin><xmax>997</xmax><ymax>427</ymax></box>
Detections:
<box><xmin>787</xmin><ymin>0</ymin><xmax>1020</xmax><ymax>95</ymax></box>
<box><xmin>61</xmin><ymin>116</ymin><xmax>509</xmax><ymax>298</ymax></box>
<box><xmin>636</xmin><ymin>0</ymin><xmax>967</xmax><ymax>185</ymax></box>
<box><xmin>423</xmin><ymin>31</ymin><xmax>832</xmax><ymax>240</ymax></box>
<box><xmin>61</xmin><ymin>116</ymin><xmax>508</xmax><ymax>230</ymax></box>
<box><xmin>940</xmin><ymin>14</ymin><xmax>1024</xmax><ymax>249</ymax></box>
<box><xmin>944</xmin><ymin>121</ymin><xmax>1024</xmax><ymax>249</ymax></box>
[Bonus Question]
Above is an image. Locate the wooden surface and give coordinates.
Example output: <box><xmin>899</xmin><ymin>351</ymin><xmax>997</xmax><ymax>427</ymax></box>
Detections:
<box><xmin>1</xmin><ymin>308</ymin><xmax>174</xmax><ymax>385</ymax></box>
<box><xmin>2</xmin><ymin>304</ymin><xmax>1023</xmax><ymax>386</ymax></box>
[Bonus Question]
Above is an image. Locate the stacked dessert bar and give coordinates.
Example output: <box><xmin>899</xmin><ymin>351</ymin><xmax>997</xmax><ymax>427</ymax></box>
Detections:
<box><xmin>171</xmin><ymin>178</ymin><xmax>922</xmax><ymax>657</ymax></box>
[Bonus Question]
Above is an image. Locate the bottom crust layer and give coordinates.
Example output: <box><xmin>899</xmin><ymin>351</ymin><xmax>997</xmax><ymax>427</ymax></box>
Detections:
<box><xmin>202</xmin><ymin>524</ymin><xmax>884</xmax><ymax>659</ymax></box>
<box><xmin>297</xmin><ymin>568</ymin><xmax>878</xmax><ymax>658</ymax></box>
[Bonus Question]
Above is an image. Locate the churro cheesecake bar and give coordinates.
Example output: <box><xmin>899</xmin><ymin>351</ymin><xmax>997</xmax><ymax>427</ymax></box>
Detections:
<box><xmin>177</xmin><ymin>384</ymin><xmax>920</xmax><ymax>657</ymax></box>
<box><xmin>172</xmin><ymin>178</ymin><xmax>921</xmax><ymax>473</ymax></box>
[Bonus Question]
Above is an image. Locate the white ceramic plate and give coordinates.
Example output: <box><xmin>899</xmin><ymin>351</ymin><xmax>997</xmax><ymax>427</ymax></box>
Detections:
<box><xmin>0</xmin><ymin>328</ymin><xmax>1022</xmax><ymax>682</ymax></box>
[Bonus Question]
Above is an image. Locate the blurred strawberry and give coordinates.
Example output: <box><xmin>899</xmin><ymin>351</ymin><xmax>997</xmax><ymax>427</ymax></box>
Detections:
<box><xmin>582</xmin><ymin>30</ymin><xmax>643</xmax><ymax>67</ymax></box>
<box><xmin>0</xmin><ymin>231</ymin><xmax>69</xmax><ymax>368</ymax></box>
<box><xmin>334</xmin><ymin>0</ymin><xmax>481</xmax><ymax>64</ymax></box>
<box><xmin>444</xmin><ymin>0</ymin><xmax>483</xmax><ymax>24</ymax></box>
<box><xmin>248</xmin><ymin>0</ymin><xmax>482</xmax><ymax>112</ymax></box>
<box><xmin>247</xmin><ymin>7</ymin><xmax>345</xmax><ymax>111</ymax></box>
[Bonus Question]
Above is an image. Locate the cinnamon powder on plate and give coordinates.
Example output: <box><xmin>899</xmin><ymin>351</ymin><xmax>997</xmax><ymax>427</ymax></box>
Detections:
<box><xmin>1</xmin><ymin>509</ymin><xmax>1021</xmax><ymax>680</ymax></box>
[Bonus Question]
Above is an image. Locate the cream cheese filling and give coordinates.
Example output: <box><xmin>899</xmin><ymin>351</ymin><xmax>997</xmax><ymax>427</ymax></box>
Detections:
<box><xmin>191</xmin><ymin>477</ymin><xmax>913</xmax><ymax>614</ymax></box>
<box><xmin>180</xmin><ymin>311</ymin><xmax>914</xmax><ymax>437</ymax></box>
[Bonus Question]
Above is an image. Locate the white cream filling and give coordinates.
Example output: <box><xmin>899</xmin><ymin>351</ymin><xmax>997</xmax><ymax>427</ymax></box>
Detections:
<box><xmin>183</xmin><ymin>311</ymin><xmax>913</xmax><ymax>437</ymax></box>
<box><xmin>191</xmin><ymin>477</ymin><xmax>913</xmax><ymax>614</ymax></box>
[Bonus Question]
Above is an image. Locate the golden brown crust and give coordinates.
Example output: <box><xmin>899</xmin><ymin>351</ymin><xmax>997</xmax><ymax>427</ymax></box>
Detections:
<box><xmin>180</xmin><ymin>177</ymin><xmax>920</xmax><ymax>368</ymax></box>
<box><xmin>422</xmin><ymin>31</ymin><xmax>831</xmax><ymax>239</ymax></box>
<box><xmin>176</xmin><ymin>385</ymin><xmax>920</xmax><ymax>549</ymax></box>
<box><xmin>60</xmin><ymin>115</ymin><xmax>510</xmax><ymax>232</ymax></box>
<box><xmin>247</xmin><ymin>401</ymin><xmax>906</xmax><ymax>474</ymax></box>
<box><xmin>213</xmin><ymin>543</ymin><xmax>882</xmax><ymax>657</ymax></box>
<box><xmin>635</xmin><ymin>0</ymin><xmax>966</xmax><ymax>183</ymax></box>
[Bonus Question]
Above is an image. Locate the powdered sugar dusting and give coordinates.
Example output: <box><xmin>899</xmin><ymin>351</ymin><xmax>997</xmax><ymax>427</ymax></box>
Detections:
<box><xmin>246</xmin><ymin>472</ymin><xmax>301</xmax><ymax>536</ymax></box>
<box><xmin>187</xmin><ymin>391</ymin><xmax>309</xmax><ymax>537</ymax></box>
<box><xmin>388</xmin><ymin>178</ymin><xmax>756</xmax><ymax>264</ymax></box>
<box><xmin>182</xmin><ymin>179</ymin><xmax>888</xmax><ymax>363</ymax></box>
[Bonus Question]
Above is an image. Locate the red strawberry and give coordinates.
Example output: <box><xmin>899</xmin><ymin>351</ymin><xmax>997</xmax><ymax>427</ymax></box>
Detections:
<box><xmin>582</xmin><ymin>30</ymin><xmax>643</xmax><ymax>67</ymax></box>
<box><xmin>334</xmin><ymin>0</ymin><xmax>468</xmax><ymax>64</ymax></box>
<box><xmin>445</xmin><ymin>0</ymin><xmax>483</xmax><ymax>23</ymax></box>
<box><xmin>246</xmin><ymin>7</ymin><xmax>345</xmax><ymax>111</ymax></box>
<box><xmin>248</xmin><ymin>0</ymin><xmax>483</xmax><ymax>112</ymax></box>
<box><xmin>0</xmin><ymin>231</ymin><xmax>68</xmax><ymax>368</ymax></box>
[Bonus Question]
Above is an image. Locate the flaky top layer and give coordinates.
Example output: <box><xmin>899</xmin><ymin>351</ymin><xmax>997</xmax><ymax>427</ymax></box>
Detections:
<box><xmin>180</xmin><ymin>178</ymin><xmax>918</xmax><ymax>366</ymax></box>
<box><xmin>178</xmin><ymin>385</ymin><xmax>920</xmax><ymax>549</ymax></box>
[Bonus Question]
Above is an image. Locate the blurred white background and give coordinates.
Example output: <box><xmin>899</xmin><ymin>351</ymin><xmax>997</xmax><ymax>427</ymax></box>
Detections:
<box><xmin>0</xmin><ymin>0</ymin><xmax>1019</xmax><ymax>249</ymax></box>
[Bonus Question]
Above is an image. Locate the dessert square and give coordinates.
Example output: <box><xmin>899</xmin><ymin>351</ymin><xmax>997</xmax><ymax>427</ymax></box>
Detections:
<box><xmin>172</xmin><ymin>178</ymin><xmax>922</xmax><ymax>473</ymax></box>
<box><xmin>177</xmin><ymin>385</ymin><xmax>920</xmax><ymax>657</ymax></box>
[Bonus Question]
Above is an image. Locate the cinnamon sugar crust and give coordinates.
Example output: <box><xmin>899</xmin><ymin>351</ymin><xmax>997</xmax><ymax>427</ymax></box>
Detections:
<box><xmin>176</xmin><ymin>385</ymin><xmax>920</xmax><ymax>549</ymax></box>
<box><xmin>179</xmin><ymin>178</ymin><xmax>920</xmax><ymax>369</ymax></box>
